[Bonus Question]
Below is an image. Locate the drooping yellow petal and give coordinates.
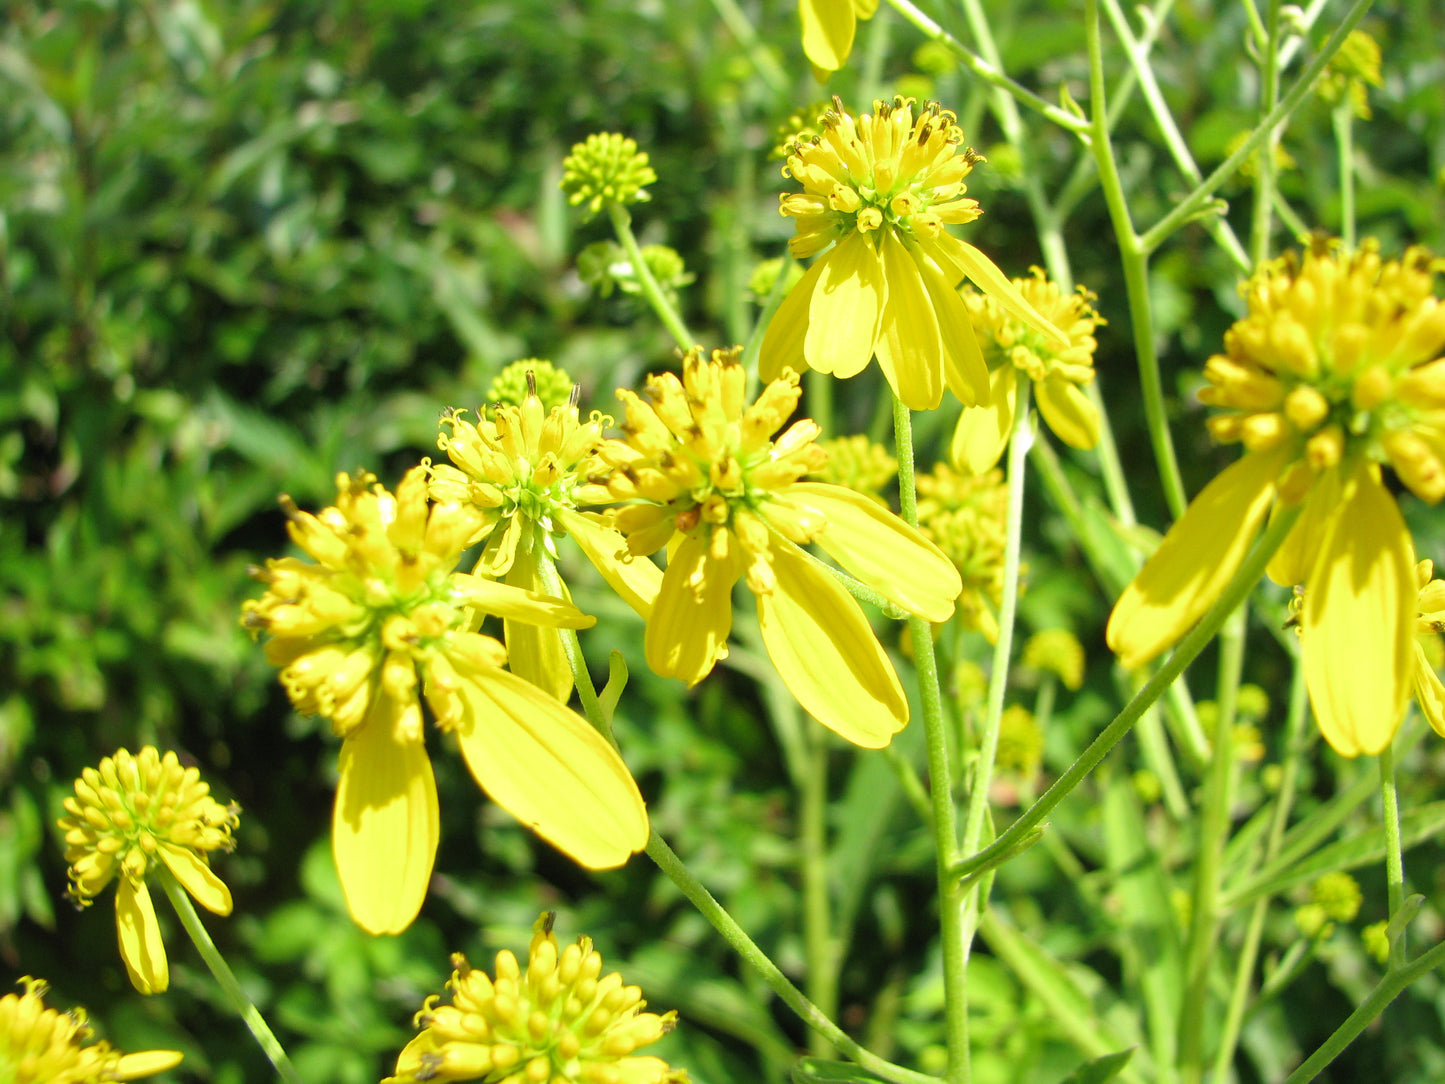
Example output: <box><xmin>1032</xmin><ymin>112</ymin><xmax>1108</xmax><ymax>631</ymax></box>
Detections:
<box><xmin>951</xmin><ymin>239</ymin><xmax>1070</xmax><ymax>348</ymax></box>
<box><xmin>1302</xmin><ymin>468</ymin><xmax>1415</xmax><ymax>757</ymax></box>
<box><xmin>782</xmin><ymin>481</ymin><xmax>961</xmax><ymax>622</ymax></box>
<box><xmin>798</xmin><ymin>0</ymin><xmax>855</xmax><ymax>71</ymax></box>
<box><xmin>333</xmin><ymin>701</ymin><xmax>439</xmax><ymax>935</ymax></box>
<box><xmin>116</xmin><ymin>877</ymin><xmax>168</xmax><ymax>994</ymax></box>
<box><xmin>760</xmin><ymin>255</ymin><xmax>827</xmax><ymax>383</ymax></box>
<box><xmin>1036</xmin><ymin>374</ymin><xmax>1101</xmax><ymax>450</ymax></box>
<box><xmin>874</xmin><ymin>231</ymin><xmax>943</xmax><ymax>409</ymax></box>
<box><xmin>951</xmin><ymin>366</ymin><xmax>1018</xmax><ymax>473</ymax></box>
<box><xmin>1107</xmin><ymin>448</ymin><xmax>1284</xmax><ymax>670</ymax></box>
<box><xmin>451</xmin><ymin>667</ymin><xmax>648</xmax><ymax>868</ymax></box>
<box><xmin>158</xmin><ymin>843</ymin><xmax>232</xmax><ymax>916</ymax></box>
<box><xmin>645</xmin><ymin>533</ymin><xmax>740</xmax><ymax>686</ymax></box>
<box><xmin>917</xmin><ymin>249</ymin><xmax>989</xmax><ymax>406</ymax></box>
<box><xmin>1266</xmin><ymin>465</ymin><xmax>1343</xmax><ymax>587</ymax></box>
<box><xmin>756</xmin><ymin>538</ymin><xmax>908</xmax><ymax>747</ymax></box>
<box><xmin>557</xmin><ymin>507</ymin><xmax>662</xmax><ymax>618</ymax></box>
<box><xmin>1413</xmin><ymin>639</ymin><xmax>1445</xmax><ymax>738</ymax></box>
<box><xmin>805</xmin><ymin>232</ymin><xmax>884</xmax><ymax>379</ymax></box>
<box><xmin>452</xmin><ymin>573</ymin><xmax>596</xmax><ymax>629</ymax></box>
<box><xmin>114</xmin><ymin>1051</ymin><xmax>186</xmax><ymax>1080</ymax></box>
<box><xmin>503</xmin><ymin>546</ymin><xmax>573</xmax><ymax>702</ymax></box>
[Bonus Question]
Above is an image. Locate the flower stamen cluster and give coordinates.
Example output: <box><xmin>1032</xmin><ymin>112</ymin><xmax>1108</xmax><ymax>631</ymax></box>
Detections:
<box><xmin>561</xmin><ymin>133</ymin><xmax>657</xmax><ymax>218</ymax></box>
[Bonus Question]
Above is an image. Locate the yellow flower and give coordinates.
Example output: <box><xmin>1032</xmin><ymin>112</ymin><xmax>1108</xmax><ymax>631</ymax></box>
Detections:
<box><xmin>952</xmin><ymin>269</ymin><xmax>1104</xmax><ymax>473</ymax></box>
<box><xmin>0</xmin><ymin>977</ymin><xmax>182</xmax><ymax>1083</ymax></box>
<box><xmin>57</xmin><ymin>747</ymin><xmax>237</xmax><ymax>995</ymax></box>
<box><xmin>1021</xmin><ymin>629</ymin><xmax>1086</xmax><ymax>691</ymax></box>
<box><xmin>915</xmin><ymin>463</ymin><xmax>1007</xmax><ymax>641</ymax></box>
<box><xmin>1108</xmin><ymin>241</ymin><xmax>1445</xmax><ymax>756</ymax></box>
<box><xmin>761</xmin><ymin>96</ymin><xmax>1066</xmax><ymax>411</ymax></box>
<box><xmin>489</xmin><ymin>359</ymin><xmax>576</xmax><ymax>412</ymax></box>
<box><xmin>598</xmin><ymin>347</ymin><xmax>961</xmax><ymax>748</ymax></box>
<box><xmin>428</xmin><ymin>382</ymin><xmax>662</xmax><ymax>702</ymax></box>
<box><xmin>1413</xmin><ymin>557</ymin><xmax>1445</xmax><ymax>737</ymax></box>
<box><xmin>244</xmin><ymin>468</ymin><xmax>648</xmax><ymax>935</ymax></box>
<box><xmin>561</xmin><ymin>134</ymin><xmax>657</xmax><ymax>219</ymax></box>
<box><xmin>798</xmin><ymin>0</ymin><xmax>877</xmax><ymax>74</ymax></box>
<box><xmin>384</xmin><ymin>913</ymin><xmax>687</xmax><ymax>1084</ymax></box>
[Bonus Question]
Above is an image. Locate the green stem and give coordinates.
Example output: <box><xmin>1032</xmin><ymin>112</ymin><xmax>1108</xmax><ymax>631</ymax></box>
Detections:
<box><xmin>1333</xmin><ymin>103</ymin><xmax>1357</xmax><ymax>250</ymax></box>
<box><xmin>157</xmin><ymin>873</ymin><xmax>305</xmax><ymax>1084</ymax></box>
<box><xmin>1282</xmin><ymin>937</ymin><xmax>1445</xmax><ymax>1084</ymax></box>
<box><xmin>953</xmin><ymin>503</ymin><xmax>1302</xmax><ymax>884</ymax></box>
<box><xmin>893</xmin><ymin>395</ymin><xmax>970</xmax><ymax>1084</ymax></box>
<box><xmin>802</xmin><ymin>728</ymin><xmax>838</xmax><ymax>1056</ymax></box>
<box><xmin>1178</xmin><ymin>606</ymin><xmax>1246</xmax><ymax>1084</ymax></box>
<box><xmin>1248</xmin><ymin>0</ymin><xmax>1282</xmax><ymax>267</ymax></box>
<box><xmin>607</xmin><ymin>203</ymin><xmax>694</xmax><ymax>349</ymax></box>
<box><xmin>1380</xmin><ymin>741</ymin><xmax>1407</xmax><ymax>968</ymax></box>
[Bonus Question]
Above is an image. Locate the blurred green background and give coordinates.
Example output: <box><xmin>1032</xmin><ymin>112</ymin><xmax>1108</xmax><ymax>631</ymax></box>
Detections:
<box><xmin>4</xmin><ymin>0</ymin><xmax>1445</xmax><ymax>1081</ymax></box>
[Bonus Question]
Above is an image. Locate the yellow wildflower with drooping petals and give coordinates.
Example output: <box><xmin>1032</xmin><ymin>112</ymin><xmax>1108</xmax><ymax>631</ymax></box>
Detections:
<box><xmin>916</xmin><ymin>463</ymin><xmax>1007</xmax><ymax>641</ymax></box>
<box><xmin>0</xmin><ymin>976</ymin><xmax>182</xmax><ymax>1083</ymax></box>
<box><xmin>798</xmin><ymin>0</ymin><xmax>877</xmax><ymax>74</ymax></box>
<box><xmin>428</xmin><ymin>379</ymin><xmax>662</xmax><ymax>701</ymax></box>
<box><xmin>57</xmin><ymin>747</ymin><xmax>237</xmax><ymax>995</ymax></box>
<box><xmin>761</xmin><ymin>96</ymin><xmax>1066</xmax><ymax>411</ymax></box>
<box><xmin>952</xmin><ymin>269</ymin><xmax>1104</xmax><ymax>473</ymax></box>
<box><xmin>1108</xmin><ymin>241</ymin><xmax>1445</xmax><ymax>757</ymax></box>
<box><xmin>384</xmin><ymin>913</ymin><xmax>687</xmax><ymax>1084</ymax></box>
<box><xmin>597</xmin><ymin>346</ymin><xmax>961</xmax><ymax>748</ymax></box>
<box><xmin>244</xmin><ymin>467</ymin><xmax>648</xmax><ymax>935</ymax></box>
<box><xmin>1414</xmin><ymin>558</ymin><xmax>1445</xmax><ymax>737</ymax></box>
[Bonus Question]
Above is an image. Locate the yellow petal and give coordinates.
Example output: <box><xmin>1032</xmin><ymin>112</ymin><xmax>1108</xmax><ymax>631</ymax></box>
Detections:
<box><xmin>805</xmin><ymin>233</ymin><xmax>884</xmax><ymax>379</ymax></box>
<box><xmin>1266</xmin><ymin>465</ymin><xmax>1343</xmax><ymax>587</ymax></box>
<box><xmin>1107</xmin><ymin>449</ymin><xmax>1283</xmax><ymax>669</ymax></box>
<box><xmin>798</xmin><ymin>0</ymin><xmax>855</xmax><ymax>71</ymax></box>
<box><xmin>760</xmin><ymin>256</ymin><xmax>827</xmax><ymax>383</ymax></box>
<box><xmin>451</xmin><ymin>667</ymin><xmax>649</xmax><ymax>868</ymax></box>
<box><xmin>452</xmin><ymin>573</ymin><xmax>596</xmax><ymax>629</ymax></box>
<box><xmin>1413</xmin><ymin>639</ymin><xmax>1445</xmax><ymax>738</ymax></box>
<box><xmin>646</xmin><ymin>533</ymin><xmax>740</xmax><ymax>686</ymax></box>
<box><xmin>114</xmin><ymin>1051</ymin><xmax>185</xmax><ymax>1080</ymax></box>
<box><xmin>756</xmin><ymin>539</ymin><xmax>908</xmax><ymax>747</ymax></box>
<box><xmin>503</xmin><ymin>547</ymin><xmax>573</xmax><ymax>702</ymax></box>
<box><xmin>917</xmin><ymin>250</ymin><xmax>989</xmax><ymax>406</ymax></box>
<box><xmin>557</xmin><ymin>507</ymin><xmax>662</xmax><ymax>618</ymax></box>
<box><xmin>1035</xmin><ymin>375</ymin><xmax>1101</xmax><ymax>450</ymax></box>
<box><xmin>333</xmin><ymin>701</ymin><xmax>439</xmax><ymax>934</ymax></box>
<box><xmin>1302</xmin><ymin>469</ymin><xmax>1415</xmax><ymax>757</ymax></box>
<box><xmin>874</xmin><ymin>231</ymin><xmax>943</xmax><ymax>410</ymax></box>
<box><xmin>951</xmin><ymin>366</ymin><xmax>1017</xmax><ymax>473</ymax></box>
<box><xmin>116</xmin><ymin>878</ymin><xmax>168</xmax><ymax>994</ymax></box>
<box><xmin>782</xmin><ymin>481</ymin><xmax>961</xmax><ymax>622</ymax></box>
<box><xmin>952</xmin><ymin>239</ymin><xmax>1070</xmax><ymax>347</ymax></box>
<box><xmin>158</xmin><ymin>843</ymin><xmax>232</xmax><ymax>916</ymax></box>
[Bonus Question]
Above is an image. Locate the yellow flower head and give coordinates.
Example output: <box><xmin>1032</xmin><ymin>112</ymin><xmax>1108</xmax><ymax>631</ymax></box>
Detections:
<box><xmin>0</xmin><ymin>977</ymin><xmax>182</xmax><ymax>1083</ymax></box>
<box><xmin>385</xmin><ymin>913</ymin><xmax>687</xmax><ymax>1084</ymax></box>
<box><xmin>561</xmin><ymin>133</ymin><xmax>657</xmax><ymax>219</ymax></box>
<box><xmin>761</xmin><ymin>96</ymin><xmax>1066</xmax><ymax>410</ymax></box>
<box><xmin>1109</xmin><ymin>241</ymin><xmax>1445</xmax><ymax>756</ymax></box>
<box><xmin>1021</xmin><ymin>629</ymin><xmax>1086</xmax><ymax>691</ymax></box>
<box><xmin>995</xmin><ymin>705</ymin><xmax>1044</xmax><ymax>779</ymax></box>
<box><xmin>916</xmin><ymin>464</ymin><xmax>1007</xmax><ymax>641</ymax></box>
<box><xmin>814</xmin><ymin>434</ymin><xmax>898</xmax><ymax>505</ymax></box>
<box><xmin>797</xmin><ymin>0</ymin><xmax>877</xmax><ymax>74</ymax></box>
<box><xmin>57</xmin><ymin>747</ymin><xmax>236</xmax><ymax>995</ymax></box>
<box><xmin>1413</xmin><ymin>557</ymin><xmax>1445</xmax><ymax>737</ymax></box>
<box><xmin>598</xmin><ymin>346</ymin><xmax>961</xmax><ymax>747</ymax></box>
<box><xmin>428</xmin><ymin>383</ymin><xmax>662</xmax><ymax>701</ymax></box>
<box><xmin>244</xmin><ymin>468</ymin><xmax>647</xmax><ymax>935</ymax></box>
<box><xmin>952</xmin><ymin>270</ymin><xmax>1104</xmax><ymax>473</ymax></box>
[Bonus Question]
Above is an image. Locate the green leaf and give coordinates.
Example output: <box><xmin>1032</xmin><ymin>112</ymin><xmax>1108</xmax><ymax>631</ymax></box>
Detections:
<box><xmin>790</xmin><ymin>1057</ymin><xmax>886</xmax><ymax>1084</ymax></box>
<box><xmin>1055</xmin><ymin>1048</ymin><xmax>1137</xmax><ymax>1084</ymax></box>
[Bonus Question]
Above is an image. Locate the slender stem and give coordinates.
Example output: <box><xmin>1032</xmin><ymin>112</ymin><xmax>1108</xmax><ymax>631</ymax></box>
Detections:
<box><xmin>1333</xmin><ymin>103</ymin><xmax>1357</xmax><ymax>250</ymax></box>
<box><xmin>893</xmin><ymin>395</ymin><xmax>969</xmax><ymax>1084</ymax></box>
<box><xmin>952</xmin><ymin>503</ymin><xmax>1302</xmax><ymax>884</ymax></box>
<box><xmin>1248</xmin><ymin>0</ymin><xmax>1282</xmax><ymax>267</ymax></box>
<box><xmin>157</xmin><ymin>873</ymin><xmax>305</xmax><ymax>1084</ymax></box>
<box><xmin>607</xmin><ymin>204</ymin><xmax>694</xmax><ymax>349</ymax></box>
<box><xmin>1380</xmin><ymin>741</ymin><xmax>1407</xmax><ymax>968</ymax></box>
<box><xmin>801</xmin><ymin>727</ymin><xmax>838</xmax><ymax>1056</ymax></box>
<box><xmin>1178</xmin><ymin>606</ymin><xmax>1246</xmax><ymax>1084</ymax></box>
<box><xmin>1282</xmin><ymin>937</ymin><xmax>1445</xmax><ymax>1084</ymax></box>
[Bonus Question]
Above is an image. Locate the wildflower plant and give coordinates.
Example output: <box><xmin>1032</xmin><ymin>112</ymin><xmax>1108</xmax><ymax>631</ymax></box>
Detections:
<box><xmin>0</xmin><ymin>977</ymin><xmax>181</xmax><ymax>1083</ymax></box>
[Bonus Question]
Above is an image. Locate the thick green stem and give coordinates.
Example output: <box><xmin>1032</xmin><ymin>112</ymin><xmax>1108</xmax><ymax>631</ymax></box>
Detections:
<box><xmin>893</xmin><ymin>395</ymin><xmax>970</xmax><ymax>1084</ymax></box>
<box><xmin>953</xmin><ymin>504</ymin><xmax>1301</xmax><ymax>884</ymax></box>
<box><xmin>1380</xmin><ymin>742</ymin><xmax>1407</xmax><ymax>968</ymax></box>
<box><xmin>607</xmin><ymin>203</ymin><xmax>694</xmax><ymax>349</ymax></box>
<box><xmin>158</xmin><ymin>873</ymin><xmax>305</xmax><ymax>1084</ymax></box>
<box><xmin>1248</xmin><ymin>0</ymin><xmax>1283</xmax><ymax>267</ymax></box>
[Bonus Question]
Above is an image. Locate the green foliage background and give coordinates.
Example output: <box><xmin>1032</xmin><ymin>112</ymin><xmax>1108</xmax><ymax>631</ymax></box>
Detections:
<box><xmin>4</xmin><ymin>0</ymin><xmax>1445</xmax><ymax>1081</ymax></box>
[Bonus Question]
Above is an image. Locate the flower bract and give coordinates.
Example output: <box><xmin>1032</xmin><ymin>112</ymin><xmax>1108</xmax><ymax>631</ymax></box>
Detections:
<box><xmin>244</xmin><ymin>468</ymin><xmax>648</xmax><ymax>934</ymax></box>
<box><xmin>57</xmin><ymin>746</ymin><xmax>238</xmax><ymax>995</ymax></box>
<box><xmin>597</xmin><ymin>346</ymin><xmax>961</xmax><ymax>747</ymax></box>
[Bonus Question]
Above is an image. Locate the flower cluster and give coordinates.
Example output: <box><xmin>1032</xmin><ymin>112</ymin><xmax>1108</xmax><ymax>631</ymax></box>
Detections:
<box><xmin>597</xmin><ymin>346</ymin><xmax>960</xmax><ymax>747</ymax></box>
<box><xmin>244</xmin><ymin>468</ymin><xmax>648</xmax><ymax>933</ymax></box>
<box><xmin>1109</xmin><ymin>240</ymin><xmax>1445</xmax><ymax>756</ymax></box>
<box><xmin>762</xmin><ymin>96</ymin><xmax>1064</xmax><ymax>410</ymax></box>
<box><xmin>0</xmin><ymin>977</ymin><xmax>181</xmax><ymax>1083</ymax></box>
<box><xmin>561</xmin><ymin>133</ymin><xmax>657</xmax><ymax>218</ymax></box>
<box><xmin>57</xmin><ymin>747</ymin><xmax>237</xmax><ymax>994</ymax></box>
<box><xmin>915</xmin><ymin>463</ymin><xmax>1008</xmax><ymax>641</ymax></box>
<box><xmin>385</xmin><ymin>913</ymin><xmax>686</xmax><ymax>1084</ymax></box>
<box><xmin>952</xmin><ymin>269</ymin><xmax>1104</xmax><ymax>473</ymax></box>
